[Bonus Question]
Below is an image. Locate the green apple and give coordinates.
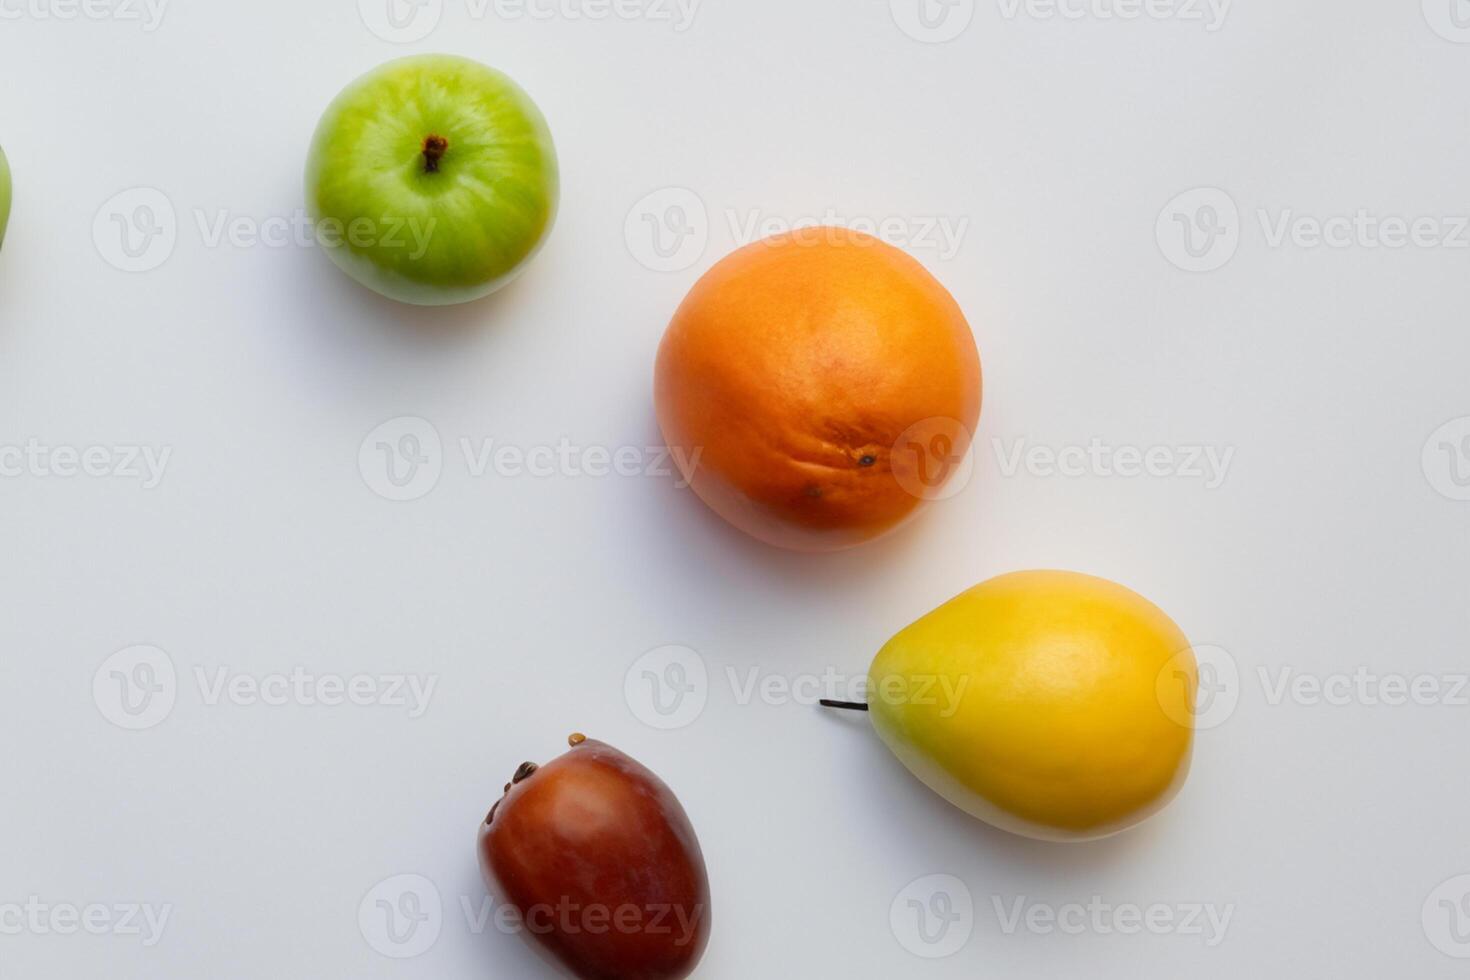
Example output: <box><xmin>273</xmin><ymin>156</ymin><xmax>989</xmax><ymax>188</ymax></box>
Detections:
<box><xmin>305</xmin><ymin>55</ymin><xmax>558</xmax><ymax>306</ymax></box>
<box><xmin>0</xmin><ymin>145</ymin><xmax>11</xmax><ymax>249</ymax></box>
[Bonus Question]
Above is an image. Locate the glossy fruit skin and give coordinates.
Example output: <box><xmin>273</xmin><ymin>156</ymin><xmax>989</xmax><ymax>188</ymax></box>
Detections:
<box><xmin>478</xmin><ymin>738</ymin><xmax>711</xmax><ymax>980</ymax></box>
<box><xmin>305</xmin><ymin>54</ymin><xmax>558</xmax><ymax>306</ymax></box>
<box><xmin>0</xmin><ymin>145</ymin><xmax>11</xmax><ymax>249</ymax></box>
<box><xmin>867</xmin><ymin>570</ymin><xmax>1196</xmax><ymax>842</ymax></box>
<box><xmin>654</xmin><ymin>229</ymin><xmax>982</xmax><ymax>552</ymax></box>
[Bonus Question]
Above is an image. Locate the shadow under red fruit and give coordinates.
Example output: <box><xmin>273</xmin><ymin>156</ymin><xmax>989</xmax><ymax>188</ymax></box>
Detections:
<box><xmin>478</xmin><ymin>735</ymin><xmax>712</xmax><ymax>980</ymax></box>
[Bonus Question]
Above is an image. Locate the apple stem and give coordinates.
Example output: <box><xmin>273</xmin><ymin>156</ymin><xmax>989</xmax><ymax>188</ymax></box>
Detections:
<box><xmin>422</xmin><ymin>134</ymin><xmax>449</xmax><ymax>173</ymax></box>
<box><xmin>819</xmin><ymin>699</ymin><xmax>869</xmax><ymax>712</ymax></box>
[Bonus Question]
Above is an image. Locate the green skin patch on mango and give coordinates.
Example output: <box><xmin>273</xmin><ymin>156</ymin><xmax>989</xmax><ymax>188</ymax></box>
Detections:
<box><xmin>0</xmin><ymin>146</ymin><xmax>11</xmax><ymax>249</ymax></box>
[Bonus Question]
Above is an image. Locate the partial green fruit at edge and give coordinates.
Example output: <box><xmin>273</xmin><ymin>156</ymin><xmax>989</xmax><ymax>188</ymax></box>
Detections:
<box><xmin>304</xmin><ymin>54</ymin><xmax>559</xmax><ymax>307</ymax></box>
<box><xmin>863</xmin><ymin>570</ymin><xmax>1198</xmax><ymax>842</ymax></box>
<box><xmin>0</xmin><ymin>145</ymin><xmax>11</xmax><ymax>249</ymax></box>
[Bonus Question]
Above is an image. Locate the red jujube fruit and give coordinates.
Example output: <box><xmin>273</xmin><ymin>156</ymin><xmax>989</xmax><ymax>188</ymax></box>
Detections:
<box><xmin>478</xmin><ymin>735</ymin><xmax>712</xmax><ymax>979</ymax></box>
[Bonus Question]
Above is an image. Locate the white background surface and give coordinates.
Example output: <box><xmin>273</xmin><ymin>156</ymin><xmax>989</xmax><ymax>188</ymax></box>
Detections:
<box><xmin>2</xmin><ymin>0</ymin><xmax>1469</xmax><ymax>976</ymax></box>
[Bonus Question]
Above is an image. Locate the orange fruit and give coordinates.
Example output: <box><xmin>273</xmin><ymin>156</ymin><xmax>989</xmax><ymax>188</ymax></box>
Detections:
<box><xmin>654</xmin><ymin>228</ymin><xmax>982</xmax><ymax>552</ymax></box>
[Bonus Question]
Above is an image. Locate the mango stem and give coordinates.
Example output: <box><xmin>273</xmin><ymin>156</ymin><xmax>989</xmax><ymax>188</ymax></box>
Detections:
<box><xmin>819</xmin><ymin>699</ymin><xmax>869</xmax><ymax>712</ymax></box>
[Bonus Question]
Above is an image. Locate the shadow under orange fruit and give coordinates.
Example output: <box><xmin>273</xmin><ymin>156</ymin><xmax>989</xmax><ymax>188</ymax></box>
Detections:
<box><xmin>655</xmin><ymin>228</ymin><xmax>983</xmax><ymax>552</ymax></box>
